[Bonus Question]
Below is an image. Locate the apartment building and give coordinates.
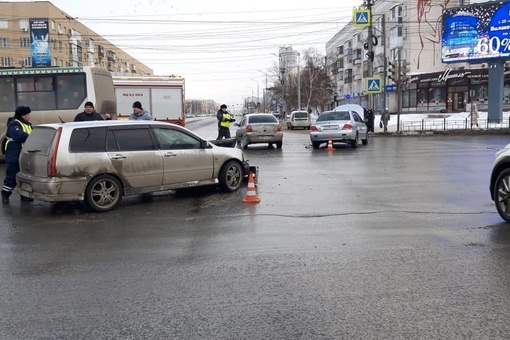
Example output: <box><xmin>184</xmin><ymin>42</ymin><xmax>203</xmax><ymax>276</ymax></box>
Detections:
<box><xmin>326</xmin><ymin>0</ymin><xmax>502</xmax><ymax>113</ymax></box>
<box><xmin>0</xmin><ymin>1</ymin><xmax>152</xmax><ymax>74</ymax></box>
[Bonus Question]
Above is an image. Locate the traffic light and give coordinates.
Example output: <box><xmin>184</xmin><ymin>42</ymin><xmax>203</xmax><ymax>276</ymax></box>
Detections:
<box><xmin>401</xmin><ymin>60</ymin><xmax>411</xmax><ymax>82</ymax></box>
<box><xmin>365</xmin><ymin>51</ymin><xmax>374</xmax><ymax>61</ymax></box>
<box><xmin>388</xmin><ymin>61</ymin><xmax>399</xmax><ymax>83</ymax></box>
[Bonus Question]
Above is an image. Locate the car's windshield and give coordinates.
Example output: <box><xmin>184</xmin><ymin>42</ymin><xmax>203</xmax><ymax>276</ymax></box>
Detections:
<box><xmin>317</xmin><ymin>111</ymin><xmax>350</xmax><ymax>121</ymax></box>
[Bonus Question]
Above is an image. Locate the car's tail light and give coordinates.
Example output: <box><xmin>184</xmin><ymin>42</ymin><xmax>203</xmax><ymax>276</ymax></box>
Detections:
<box><xmin>310</xmin><ymin>125</ymin><xmax>318</xmax><ymax>131</ymax></box>
<box><xmin>47</xmin><ymin>127</ymin><xmax>62</xmax><ymax>177</ymax></box>
<box><xmin>246</xmin><ymin>124</ymin><xmax>252</xmax><ymax>132</ymax></box>
<box><xmin>342</xmin><ymin>124</ymin><xmax>353</xmax><ymax>130</ymax></box>
<box><xmin>277</xmin><ymin>123</ymin><xmax>282</xmax><ymax>132</ymax></box>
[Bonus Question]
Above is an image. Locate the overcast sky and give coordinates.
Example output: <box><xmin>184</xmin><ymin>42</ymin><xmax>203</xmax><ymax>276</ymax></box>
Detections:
<box><xmin>10</xmin><ymin>0</ymin><xmax>363</xmax><ymax>106</ymax></box>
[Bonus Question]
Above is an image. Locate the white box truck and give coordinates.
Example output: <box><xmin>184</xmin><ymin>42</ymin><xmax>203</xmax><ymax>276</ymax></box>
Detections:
<box><xmin>112</xmin><ymin>74</ymin><xmax>186</xmax><ymax>126</ymax></box>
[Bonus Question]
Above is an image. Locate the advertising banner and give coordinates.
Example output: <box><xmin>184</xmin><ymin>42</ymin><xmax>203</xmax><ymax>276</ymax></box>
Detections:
<box><xmin>29</xmin><ymin>18</ymin><xmax>51</xmax><ymax>67</ymax></box>
<box><xmin>442</xmin><ymin>1</ymin><xmax>510</xmax><ymax>63</ymax></box>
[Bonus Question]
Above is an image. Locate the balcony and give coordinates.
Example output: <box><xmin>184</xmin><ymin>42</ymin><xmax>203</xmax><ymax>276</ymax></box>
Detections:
<box><xmin>389</xmin><ymin>36</ymin><xmax>404</xmax><ymax>48</ymax></box>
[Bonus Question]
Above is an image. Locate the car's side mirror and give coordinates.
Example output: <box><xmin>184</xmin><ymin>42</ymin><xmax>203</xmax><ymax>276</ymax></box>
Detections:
<box><xmin>200</xmin><ymin>140</ymin><xmax>210</xmax><ymax>148</ymax></box>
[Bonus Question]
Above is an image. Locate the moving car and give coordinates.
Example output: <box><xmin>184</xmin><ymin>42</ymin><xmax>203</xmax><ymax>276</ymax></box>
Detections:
<box><xmin>490</xmin><ymin>144</ymin><xmax>510</xmax><ymax>222</ymax></box>
<box><xmin>287</xmin><ymin>110</ymin><xmax>311</xmax><ymax>130</ymax></box>
<box><xmin>309</xmin><ymin>109</ymin><xmax>369</xmax><ymax>149</ymax></box>
<box><xmin>235</xmin><ymin>113</ymin><xmax>283</xmax><ymax>149</ymax></box>
<box><xmin>17</xmin><ymin>120</ymin><xmax>252</xmax><ymax>212</ymax></box>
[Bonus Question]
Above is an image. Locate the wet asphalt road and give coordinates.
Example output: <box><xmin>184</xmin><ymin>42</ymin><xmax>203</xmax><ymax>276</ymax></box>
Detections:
<box><xmin>1</xmin><ymin>117</ymin><xmax>510</xmax><ymax>339</ymax></box>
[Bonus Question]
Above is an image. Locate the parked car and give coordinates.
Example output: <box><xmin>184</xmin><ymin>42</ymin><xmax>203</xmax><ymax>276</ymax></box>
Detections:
<box><xmin>490</xmin><ymin>143</ymin><xmax>510</xmax><ymax>221</ymax></box>
<box><xmin>235</xmin><ymin>113</ymin><xmax>283</xmax><ymax>149</ymax></box>
<box><xmin>16</xmin><ymin>121</ymin><xmax>252</xmax><ymax>212</ymax></box>
<box><xmin>287</xmin><ymin>110</ymin><xmax>311</xmax><ymax>130</ymax></box>
<box><xmin>309</xmin><ymin>110</ymin><xmax>369</xmax><ymax>149</ymax></box>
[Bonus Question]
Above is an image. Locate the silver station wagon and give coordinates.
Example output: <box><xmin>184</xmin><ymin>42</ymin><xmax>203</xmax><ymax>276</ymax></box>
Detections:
<box><xmin>17</xmin><ymin>121</ymin><xmax>252</xmax><ymax>212</ymax></box>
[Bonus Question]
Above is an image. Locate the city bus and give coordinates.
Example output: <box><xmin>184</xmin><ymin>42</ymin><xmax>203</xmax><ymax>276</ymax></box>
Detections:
<box><xmin>0</xmin><ymin>66</ymin><xmax>116</xmax><ymax>156</ymax></box>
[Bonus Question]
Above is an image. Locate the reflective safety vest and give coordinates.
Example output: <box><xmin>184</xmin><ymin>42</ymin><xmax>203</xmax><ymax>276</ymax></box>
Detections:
<box><xmin>220</xmin><ymin>113</ymin><xmax>231</xmax><ymax>128</ymax></box>
<box><xmin>5</xmin><ymin>119</ymin><xmax>32</xmax><ymax>151</ymax></box>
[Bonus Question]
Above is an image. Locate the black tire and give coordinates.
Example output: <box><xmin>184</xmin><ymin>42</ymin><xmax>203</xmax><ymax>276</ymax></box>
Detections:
<box><xmin>494</xmin><ymin>168</ymin><xmax>510</xmax><ymax>222</ymax></box>
<box><xmin>276</xmin><ymin>141</ymin><xmax>282</xmax><ymax>149</ymax></box>
<box><xmin>218</xmin><ymin>160</ymin><xmax>244</xmax><ymax>192</ymax></box>
<box><xmin>312</xmin><ymin>141</ymin><xmax>321</xmax><ymax>149</ymax></box>
<box><xmin>351</xmin><ymin>133</ymin><xmax>359</xmax><ymax>149</ymax></box>
<box><xmin>362</xmin><ymin>131</ymin><xmax>369</xmax><ymax>145</ymax></box>
<box><xmin>85</xmin><ymin>174</ymin><xmax>122</xmax><ymax>212</ymax></box>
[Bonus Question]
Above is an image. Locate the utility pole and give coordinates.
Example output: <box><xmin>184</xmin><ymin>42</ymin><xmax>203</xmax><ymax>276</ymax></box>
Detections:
<box><xmin>382</xmin><ymin>13</ymin><xmax>387</xmax><ymax>112</ymax></box>
<box><xmin>364</xmin><ymin>0</ymin><xmax>375</xmax><ymax>109</ymax></box>
<box><xmin>396</xmin><ymin>49</ymin><xmax>402</xmax><ymax>132</ymax></box>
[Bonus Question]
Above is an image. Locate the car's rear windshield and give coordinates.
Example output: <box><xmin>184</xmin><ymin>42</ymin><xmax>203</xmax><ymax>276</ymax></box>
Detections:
<box><xmin>317</xmin><ymin>111</ymin><xmax>350</xmax><ymax>121</ymax></box>
<box><xmin>24</xmin><ymin>127</ymin><xmax>57</xmax><ymax>156</ymax></box>
<box><xmin>249</xmin><ymin>115</ymin><xmax>278</xmax><ymax>123</ymax></box>
<box><xmin>293</xmin><ymin>112</ymin><xmax>308</xmax><ymax>119</ymax></box>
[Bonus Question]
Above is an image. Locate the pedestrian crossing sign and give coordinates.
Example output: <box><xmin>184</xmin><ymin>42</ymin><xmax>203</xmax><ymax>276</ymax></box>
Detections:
<box><xmin>353</xmin><ymin>9</ymin><xmax>371</xmax><ymax>28</ymax></box>
<box><xmin>365</xmin><ymin>77</ymin><xmax>383</xmax><ymax>94</ymax></box>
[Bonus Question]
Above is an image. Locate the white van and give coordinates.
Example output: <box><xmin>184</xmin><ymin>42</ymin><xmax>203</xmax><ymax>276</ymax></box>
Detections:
<box><xmin>287</xmin><ymin>110</ymin><xmax>311</xmax><ymax>130</ymax></box>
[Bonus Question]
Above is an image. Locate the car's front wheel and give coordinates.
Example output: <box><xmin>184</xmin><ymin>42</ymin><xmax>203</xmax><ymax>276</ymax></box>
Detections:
<box><xmin>85</xmin><ymin>174</ymin><xmax>123</xmax><ymax>212</ymax></box>
<box><xmin>218</xmin><ymin>160</ymin><xmax>244</xmax><ymax>192</ymax></box>
<box><xmin>494</xmin><ymin>169</ymin><xmax>510</xmax><ymax>222</ymax></box>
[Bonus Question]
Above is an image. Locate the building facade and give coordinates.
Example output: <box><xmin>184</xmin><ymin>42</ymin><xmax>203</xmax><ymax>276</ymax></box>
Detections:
<box><xmin>0</xmin><ymin>1</ymin><xmax>152</xmax><ymax>74</ymax></box>
<box><xmin>326</xmin><ymin>0</ymin><xmax>497</xmax><ymax>113</ymax></box>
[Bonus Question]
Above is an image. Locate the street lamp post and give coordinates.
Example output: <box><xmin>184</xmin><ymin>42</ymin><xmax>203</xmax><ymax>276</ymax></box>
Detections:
<box><xmin>250</xmin><ymin>78</ymin><xmax>259</xmax><ymax>111</ymax></box>
<box><xmin>297</xmin><ymin>52</ymin><xmax>301</xmax><ymax>110</ymax></box>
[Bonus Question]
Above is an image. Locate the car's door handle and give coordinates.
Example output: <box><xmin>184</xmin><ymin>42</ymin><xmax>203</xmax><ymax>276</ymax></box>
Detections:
<box><xmin>111</xmin><ymin>154</ymin><xmax>126</xmax><ymax>160</ymax></box>
<box><xmin>164</xmin><ymin>152</ymin><xmax>177</xmax><ymax>157</ymax></box>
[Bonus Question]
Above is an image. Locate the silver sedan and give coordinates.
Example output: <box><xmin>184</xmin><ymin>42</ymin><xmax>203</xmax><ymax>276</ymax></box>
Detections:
<box><xmin>309</xmin><ymin>110</ymin><xmax>369</xmax><ymax>149</ymax></box>
<box><xmin>235</xmin><ymin>114</ymin><xmax>283</xmax><ymax>149</ymax></box>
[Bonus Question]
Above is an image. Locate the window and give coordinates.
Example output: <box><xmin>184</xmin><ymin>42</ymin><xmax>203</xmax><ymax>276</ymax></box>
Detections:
<box><xmin>0</xmin><ymin>77</ymin><xmax>15</xmax><ymax>112</ymax></box>
<box><xmin>248</xmin><ymin>115</ymin><xmax>278</xmax><ymax>124</ymax></box>
<box><xmin>16</xmin><ymin>76</ymin><xmax>56</xmax><ymax>110</ymax></box>
<box><xmin>0</xmin><ymin>57</ymin><xmax>12</xmax><ymax>67</ymax></box>
<box><xmin>20</xmin><ymin>37</ymin><xmax>30</xmax><ymax>48</ymax></box>
<box><xmin>153</xmin><ymin>127</ymin><xmax>201</xmax><ymax>150</ymax></box>
<box><xmin>0</xmin><ymin>38</ymin><xmax>8</xmax><ymax>47</ymax></box>
<box><xmin>50</xmin><ymin>20</ymin><xmax>55</xmax><ymax>31</ymax></box>
<box><xmin>19</xmin><ymin>18</ymin><xmax>29</xmax><ymax>30</ymax></box>
<box><xmin>21</xmin><ymin>57</ymin><xmax>31</xmax><ymax>67</ymax></box>
<box><xmin>70</xmin><ymin>128</ymin><xmax>107</xmax><ymax>152</ymax></box>
<box><xmin>107</xmin><ymin>128</ymin><xmax>156</xmax><ymax>152</ymax></box>
<box><xmin>0</xmin><ymin>19</ymin><xmax>8</xmax><ymax>29</ymax></box>
<box><xmin>56</xmin><ymin>74</ymin><xmax>86</xmax><ymax>109</ymax></box>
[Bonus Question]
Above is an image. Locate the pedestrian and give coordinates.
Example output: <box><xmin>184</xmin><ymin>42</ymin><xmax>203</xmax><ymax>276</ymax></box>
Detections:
<box><xmin>130</xmin><ymin>101</ymin><xmax>153</xmax><ymax>120</ymax></box>
<box><xmin>2</xmin><ymin>106</ymin><xmax>33</xmax><ymax>204</ymax></box>
<box><xmin>365</xmin><ymin>108</ymin><xmax>375</xmax><ymax>132</ymax></box>
<box><xmin>216</xmin><ymin>104</ymin><xmax>235</xmax><ymax>140</ymax></box>
<box><xmin>73</xmin><ymin>101</ymin><xmax>111</xmax><ymax>121</ymax></box>
<box><xmin>380</xmin><ymin>108</ymin><xmax>390</xmax><ymax>132</ymax></box>
<box><xmin>468</xmin><ymin>101</ymin><xmax>479</xmax><ymax>128</ymax></box>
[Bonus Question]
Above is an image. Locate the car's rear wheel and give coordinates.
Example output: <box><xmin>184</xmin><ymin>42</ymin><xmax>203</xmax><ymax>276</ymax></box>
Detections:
<box><xmin>494</xmin><ymin>169</ymin><xmax>510</xmax><ymax>222</ymax></box>
<box><xmin>218</xmin><ymin>160</ymin><xmax>244</xmax><ymax>192</ymax></box>
<box><xmin>351</xmin><ymin>133</ymin><xmax>359</xmax><ymax>149</ymax></box>
<box><xmin>312</xmin><ymin>141</ymin><xmax>321</xmax><ymax>149</ymax></box>
<box><xmin>362</xmin><ymin>131</ymin><xmax>369</xmax><ymax>145</ymax></box>
<box><xmin>85</xmin><ymin>174</ymin><xmax>122</xmax><ymax>212</ymax></box>
<box><xmin>276</xmin><ymin>141</ymin><xmax>282</xmax><ymax>149</ymax></box>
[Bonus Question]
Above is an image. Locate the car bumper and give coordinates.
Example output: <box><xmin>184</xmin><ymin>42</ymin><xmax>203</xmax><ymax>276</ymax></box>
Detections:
<box><xmin>16</xmin><ymin>173</ymin><xmax>87</xmax><ymax>202</ymax></box>
<box><xmin>310</xmin><ymin>130</ymin><xmax>356</xmax><ymax>142</ymax></box>
<box><xmin>246</xmin><ymin>134</ymin><xmax>283</xmax><ymax>144</ymax></box>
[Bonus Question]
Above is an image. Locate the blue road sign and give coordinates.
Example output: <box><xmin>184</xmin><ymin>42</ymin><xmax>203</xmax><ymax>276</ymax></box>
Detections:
<box><xmin>385</xmin><ymin>84</ymin><xmax>396</xmax><ymax>92</ymax></box>
<box><xmin>353</xmin><ymin>9</ymin><xmax>371</xmax><ymax>28</ymax></box>
<box><xmin>365</xmin><ymin>77</ymin><xmax>383</xmax><ymax>94</ymax></box>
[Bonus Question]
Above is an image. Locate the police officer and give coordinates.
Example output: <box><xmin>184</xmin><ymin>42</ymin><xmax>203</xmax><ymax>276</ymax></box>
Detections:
<box><xmin>216</xmin><ymin>104</ymin><xmax>235</xmax><ymax>140</ymax></box>
<box><xmin>2</xmin><ymin>106</ymin><xmax>33</xmax><ymax>204</ymax></box>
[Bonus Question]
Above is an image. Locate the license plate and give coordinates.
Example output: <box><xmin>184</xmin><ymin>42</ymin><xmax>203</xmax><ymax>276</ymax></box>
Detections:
<box><xmin>322</xmin><ymin>125</ymin><xmax>338</xmax><ymax>130</ymax></box>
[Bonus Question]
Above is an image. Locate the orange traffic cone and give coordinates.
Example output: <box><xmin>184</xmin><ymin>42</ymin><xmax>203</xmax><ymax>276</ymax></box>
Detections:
<box><xmin>243</xmin><ymin>171</ymin><xmax>261</xmax><ymax>203</ymax></box>
<box><xmin>325</xmin><ymin>137</ymin><xmax>335</xmax><ymax>151</ymax></box>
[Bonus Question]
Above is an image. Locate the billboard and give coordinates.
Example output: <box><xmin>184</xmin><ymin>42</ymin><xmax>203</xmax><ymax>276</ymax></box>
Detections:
<box><xmin>29</xmin><ymin>18</ymin><xmax>51</xmax><ymax>67</ymax></box>
<box><xmin>442</xmin><ymin>1</ymin><xmax>510</xmax><ymax>63</ymax></box>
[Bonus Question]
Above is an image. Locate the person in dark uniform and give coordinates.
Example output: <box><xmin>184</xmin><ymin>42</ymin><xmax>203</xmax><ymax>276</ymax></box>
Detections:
<box><xmin>74</xmin><ymin>101</ymin><xmax>110</xmax><ymax>121</ymax></box>
<box><xmin>1</xmin><ymin>106</ymin><xmax>33</xmax><ymax>204</ymax></box>
<box><xmin>365</xmin><ymin>108</ymin><xmax>375</xmax><ymax>133</ymax></box>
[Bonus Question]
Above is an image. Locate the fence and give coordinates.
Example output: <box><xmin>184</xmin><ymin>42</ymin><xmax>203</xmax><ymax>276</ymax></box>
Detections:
<box><xmin>398</xmin><ymin>117</ymin><xmax>510</xmax><ymax>132</ymax></box>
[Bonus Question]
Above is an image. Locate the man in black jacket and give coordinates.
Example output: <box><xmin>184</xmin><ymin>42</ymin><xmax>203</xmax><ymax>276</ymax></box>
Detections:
<box><xmin>74</xmin><ymin>101</ymin><xmax>110</xmax><ymax>121</ymax></box>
